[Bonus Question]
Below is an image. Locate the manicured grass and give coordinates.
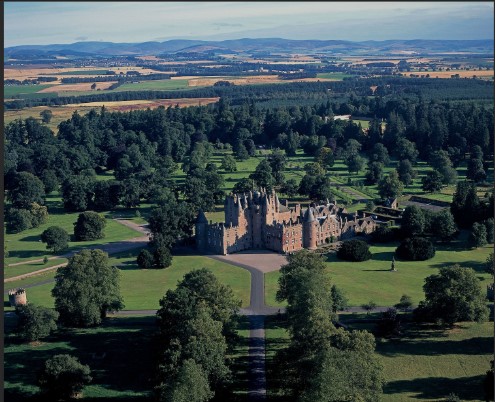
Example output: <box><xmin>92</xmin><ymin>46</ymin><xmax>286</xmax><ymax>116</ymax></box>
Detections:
<box><xmin>265</xmin><ymin>315</ymin><xmax>492</xmax><ymax>402</ymax></box>
<box><xmin>5</xmin><ymin>252</ymin><xmax>251</xmax><ymax>311</ymax></box>
<box><xmin>5</xmin><ymin>194</ymin><xmax>143</xmax><ymax>266</ymax></box>
<box><xmin>378</xmin><ymin>321</ymin><xmax>493</xmax><ymax>402</ymax></box>
<box><xmin>5</xmin><ymin>258</ymin><xmax>67</xmax><ymax>279</ymax></box>
<box><xmin>113</xmin><ymin>79</ymin><xmax>190</xmax><ymax>92</ymax></box>
<box><xmin>4</xmin><ymin>84</ymin><xmax>52</xmax><ymax>98</ymax></box>
<box><xmin>265</xmin><ymin>240</ymin><xmax>493</xmax><ymax>308</ymax></box>
<box><xmin>316</xmin><ymin>72</ymin><xmax>354</xmax><ymax>80</ymax></box>
<box><xmin>4</xmin><ymin>315</ymin><xmax>157</xmax><ymax>401</ymax></box>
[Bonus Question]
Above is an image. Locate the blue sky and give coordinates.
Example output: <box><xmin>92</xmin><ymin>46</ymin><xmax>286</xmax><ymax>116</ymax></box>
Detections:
<box><xmin>4</xmin><ymin>1</ymin><xmax>494</xmax><ymax>47</ymax></box>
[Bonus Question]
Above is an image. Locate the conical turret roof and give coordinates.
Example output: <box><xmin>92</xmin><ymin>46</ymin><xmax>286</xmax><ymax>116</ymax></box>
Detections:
<box><xmin>304</xmin><ymin>207</ymin><xmax>316</xmax><ymax>222</ymax></box>
<box><xmin>196</xmin><ymin>209</ymin><xmax>208</xmax><ymax>224</ymax></box>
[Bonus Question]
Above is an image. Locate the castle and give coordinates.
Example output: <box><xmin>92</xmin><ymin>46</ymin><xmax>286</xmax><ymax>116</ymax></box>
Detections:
<box><xmin>195</xmin><ymin>189</ymin><xmax>378</xmax><ymax>255</ymax></box>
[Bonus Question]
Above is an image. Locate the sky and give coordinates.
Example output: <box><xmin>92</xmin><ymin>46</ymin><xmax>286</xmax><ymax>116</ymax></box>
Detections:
<box><xmin>4</xmin><ymin>1</ymin><xmax>494</xmax><ymax>47</ymax></box>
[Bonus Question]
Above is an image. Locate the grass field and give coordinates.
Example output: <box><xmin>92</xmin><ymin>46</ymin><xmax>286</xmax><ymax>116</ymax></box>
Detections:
<box><xmin>4</xmin><ymin>252</ymin><xmax>251</xmax><ymax>311</ymax></box>
<box><xmin>5</xmin><ymin>196</ymin><xmax>142</xmax><ymax>266</ymax></box>
<box><xmin>264</xmin><ymin>238</ymin><xmax>493</xmax><ymax>308</ymax></box>
<box><xmin>112</xmin><ymin>79</ymin><xmax>191</xmax><ymax>91</ymax></box>
<box><xmin>4</xmin><ymin>84</ymin><xmax>52</xmax><ymax>98</ymax></box>
<box><xmin>264</xmin><ymin>315</ymin><xmax>493</xmax><ymax>402</ymax></box>
<box><xmin>316</xmin><ymin>72</ymin><xmax>355</xmax><ymax>80</ymax></box>
<box><xmin>56</xmin><ymin>70</ymin><xmax>112</xmax><ymax>75</ymax></box>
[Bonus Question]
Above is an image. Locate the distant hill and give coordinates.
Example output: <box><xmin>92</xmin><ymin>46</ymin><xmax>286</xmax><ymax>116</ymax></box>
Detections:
<box><xmin>4</xmin><ymin>38</ymin><xmax>494</xmax><ymax>58</ymax></box>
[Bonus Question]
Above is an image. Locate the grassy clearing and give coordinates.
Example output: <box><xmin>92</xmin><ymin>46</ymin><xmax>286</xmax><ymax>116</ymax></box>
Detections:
<box><xmin>5</xmin><ymin>252</ymin><xmax>251</xmax><ymax>310</ymax></box>
<box><xmin>112</xmin><ymin>79</ymin><xmax>191</xmax><ymax>92</ymax></box>
<box><xmin>265</xmin><ymin>239</ymin><xmax>493</xmax><ymax>308</ymax></box>
<box><xmin>4</xmin><ymin>84</ymin><xmax>52</xmax><ymax>98</ymax></box>
<box><xmin>316</xmin><ymin>72</ymin><xmax>354</xmax><ymax>80</ymax></box>
<box><xmin>5</xmin><ymin>258</ymin><xmax>67</xmax><ymax>279</ymax></box>
<box><xmin>265</xmin><ymin>315</ymin><xmax>492</xmax><ymax>402</ymax></box>
<box><xmin>5</xmin><ymin>195</ymin><xmax>142</xmax><ymax>267</ymax></box>
<box><xmin>4</xmin><ymin>312</ymin><xmax>250</xmax><ymax>402</ymax></box>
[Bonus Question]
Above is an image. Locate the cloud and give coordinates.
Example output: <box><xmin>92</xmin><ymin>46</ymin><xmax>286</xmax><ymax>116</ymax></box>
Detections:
<box><xmin>212</xmin><ymin>22</ymin><xmax>243</xmax><ymax>28</ymax></box>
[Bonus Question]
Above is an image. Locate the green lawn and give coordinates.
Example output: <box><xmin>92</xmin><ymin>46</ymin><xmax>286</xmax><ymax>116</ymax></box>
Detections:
<box><xmin>316</xmin><ymin>72</ymin><xmax>354</xmax><ymax>80</ymax></box>
<box><xmin>264</xmin><ymin>315</ymin><xmax>493</xmax><ymax>402</ymax></box>
<box><xmin>5</xmin><ymin>252</ymin><xmax>251</xmax><ymax>311</ymax></box>
<box><xmin>4</xmin><ymin>84</ymin><xmax>52</xmax><ymax>98</ymax></box>
<box><xmin>5</xmin><ymin>194</ymin><xmax>143</xmax><ymax>267</ymax></box>
<box><xmin>265</xmin><ymin>240</ymin><xmax>493</xmax><ymax>308</ymax></box>
<box><xmin>5</xmin><ymin>258</ymin><xmax>67</xmax><ymax>279</ymax></box>
<box><xmin>112</xmin><ymin>79</ymin><xmax>191</xmax><ymax>92</ymax></box>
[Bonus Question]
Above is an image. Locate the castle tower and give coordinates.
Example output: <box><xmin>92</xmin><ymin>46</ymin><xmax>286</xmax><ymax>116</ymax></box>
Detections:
<box><xmin>9</xmin><ymin>288</ymin><xmax>27</xmax><ymax>307</ymax></box>
<box><xmin>303</xmin><ymin>207</ymin><xmax>318</xmax><ymax>250</ymax></box>
<box><xmin>195</xmin><ymin>209</ymin><xmax>209</xmax><ymax>252</ymax></box>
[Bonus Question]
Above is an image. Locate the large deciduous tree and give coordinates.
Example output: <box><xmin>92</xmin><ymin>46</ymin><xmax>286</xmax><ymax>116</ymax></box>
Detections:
<box><xmin>52</xmin><ymin>249</ymin><xmax>123</xmax><ymax>327</ymax></box>
<box><xmin>41</xmin><ymin>226</ymin><xmax>70</xmax><ymax>253</ymax></box>
<box><xmin>15</xmin><ymin>304</ymin><xmax>59</xmax><ymax>342</ymax></box>
<box><xmin>73</xmin><ymin>211</ymin><xmax>106</xmax><ymax>241</ymax></box>
<box><xmin>414</xmin><ymin>265</ymin><xmax>489</xmax><ymax>326</ymax></box>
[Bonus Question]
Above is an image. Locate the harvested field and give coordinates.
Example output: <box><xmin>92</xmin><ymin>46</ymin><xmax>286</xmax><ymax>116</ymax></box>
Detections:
<box><xmin>404</xmin><ymin>70</ymin><xmax>494</xmax><ymax>78</ymax></box>
<box><xmin>186</xmin><ymin>75</ymin><xmax>335</xmax><ymax>87</ymax></box>
<box><xmin>4</xmin><ymin>66</ymin><xmax>165</xmax><ymax>81</ymax></box>
<box><xmin>37</xmin><ymin>81</ymin><xmax>118</xmax><ymax>93</ymax></box>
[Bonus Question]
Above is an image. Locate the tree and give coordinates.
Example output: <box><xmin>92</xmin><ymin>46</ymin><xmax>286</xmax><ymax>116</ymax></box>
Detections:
<box><xmin>15</xmin><ymin>304</ymin><xmax>58</xmax><ymax>342</ymax></box>
<box><xmin>469</xmin><ymin>222</ymin><xmax>487</xmax><ymax>248</ymax></box>
<box><xmin>337</xmin><ymin>239</ymin><xmax>372</xmax><ymax>262</ymax></box>
<box><xmin>73</xmin><ymin>211</ymin><xmax>106</xmax><ymax>241</ymax></box>
<box><xmin>376</xmin><ymin>307</ymin><xmax>401</xmax><ymax>338</ymax></box>
<box><xmin>451</xmin><ymin>181</ymin><xmax>480</xmax><ymax>228</ymax></box>
<box><xmin>467</xmin><ymin>158</ymin><xmax>486</xmax><ymax>182</ymax></box>
<box><xmin>300</xmin><ymin>338</ymin><xmax>384</xmax><ymax>402</ymax></box>
<box><xmin>52</xmin><ymin>249</ymin><xmax>123</xmax><ymax>327</ymax></box>
<box><xmin>5</xmin><ymin>207</ymin><xmax>33</xmax><ymax>234</ymax></box>
<box><xmin>430</xmin><ymin>150</ymin><xmax>458</xmax><ymax>185</ymax></box>
<box><xmin>151</xmin><ymin>238</ymin><xmax>173</xmax><ymax>268</ymax></box>
<box><xmin>345</xmin><ymin>154</ymin><xmax>366</xmax><ymax>174</ymax></box>
<box><xmin>365</xmin><ymin>161</ymin><xmax>384</xmax><ymax>184</ymax></box>
<box><xmin>401</xmin><ymin>206</ymin><xmax>425</xmax><ymax>237</ymax></box>
<box><xmin>220</xmin><ymin>155</ymin><xmax>237</xmax><ymax>173</ymax></box>
<box><xmin>395</xmin><ymin>138</ymin><xmax>419</xmax><ymax>163</ymax></box>
<box><xmin>249</xmin><ymin>159</ymin><xmax>274</xmax><ymax>191</ymax></box>
<box><xmin>414</xmin><ymin>265</ymin><xmax>489</xmax><ymax>326</ymax></box>
<box><xmin>61</xmin><ymin>175</ymin><xmax>95</xmax><ymax>212</ymax></box>
<box><xmin>40</xmin><ymin>169</ymin><xmax>59</xmax><ymax>193</ymax></box>
<box><xmin>316</xmin><ymin>147</ymin><xmax>335</xmax><ymax>169</ymax></box>
<box><xmin>361</xmin><ymin>301</ymin><xmax>377</xmax><ymax>315</ymax></box>
<box><xmin>7</xmin><ymin>171</ymin><xmax>45</xmax><ymax>209</ymax></box>
<box><xmin>377</xmin><ymin>171</ymin><xmax>403</xmax><ymax>199</ymax></box>
<box><xmin>368</xmin><ymin>143</ymin><xmax>390</xmax><ymax>166</ymax></box>
<box><xmin>432</xmin><ymin>210</ymin><xmax>457</xmax><ymax>241</ymax></box>
<box><xmin>29</xmin><ymin>202</ymin><xmax>49</xmax><ymax>228</ymax></box>
<box><xmin>330</xmin><ymin>285</ymin><xmax>348</xmax><ymax>313</ymax></box>
<box><xmin>397</xmin><ymin>159</ymin><xmax>416</xmax><ymax>186</ymax></box>
<box><xmin>422</xmin><ymin>170</ymin><xmax>443</xmax><ymax>193</ymax></box>
<box><xmin>40</xmin><ymin>109</ymin><xmax>53</xmax><ymax>124</ymax></box>
<box><xmin>396</xmin><ymin>237</ymin><xmax>435</xmax><ymax>261</ymax></box>
<box><xmin>232</xmin><ymin>178</ymin><xmax>253</xmax><ymax>194</ymax></box>
<box><xmin>137</xmin><ymin>249</ymin><xmax>154</xmax><ymax>269</ymax></box>
<box><xmin>91</xmin><ymin>83</ymin><xmax>97</xmax><ymax>90</ymax></box>
<box><xmin>395</xmin><ymin>294</ymin><xmax>413</xmax><ymax>311</ymax></box>
<box><xmin>41</xmin><ymin>226</ymin><xmax>70</xmax><ymax>253</ymax></box>
<box><xmin>158</xmin><ymin>359</ymin><xmax>213</xmax><ymax>402</ymax></box>
<box><xmin>281</xmin><ymin>178</ymin><xmax>299</xmax><ymax>197</ymax></box>
<box><xmin>38</xmin><ymin>354</ymin><xmax>92</xmax><ymax>400</ymax></box>
<box><xmin>483</xmin><ymin>218</ymin><xmax>494</xmax><ymax>244</ymax></box>
<box><xmin>484</xmin><ymin>252</ymin><xmax>494</xmax><ymax>277</ymax></box>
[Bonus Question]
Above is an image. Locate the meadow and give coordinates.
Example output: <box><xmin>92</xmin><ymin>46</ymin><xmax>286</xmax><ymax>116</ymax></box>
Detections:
<box><xmin>264</xmin><ymin>237</ymin><xmax>493</xmax><ymax>308</ymax></box>
<box><xmin>264</xmin><ymin>315</ymin><xmax>493</xmax><ymax>402</ymax></box>
<box><xmin>4</xmin><ymin>314</ymin><xmax>250</xmax><ymax>402</ymax></box>
<box><xmin>4</xmin><ymin>84</ymin><xmax>52</xmax><ymax>98</ymax></box>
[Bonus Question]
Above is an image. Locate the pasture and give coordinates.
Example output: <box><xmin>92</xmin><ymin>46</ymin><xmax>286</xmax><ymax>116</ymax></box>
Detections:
<box><xmin>4</xmin><ymin>84</ymin><xmax>52</xmax><ymax>98</ymax></box>
<box><xmin>264</xmin><ymin>316</ymin><xmax>493</xmax><ymax>402</ymax></box>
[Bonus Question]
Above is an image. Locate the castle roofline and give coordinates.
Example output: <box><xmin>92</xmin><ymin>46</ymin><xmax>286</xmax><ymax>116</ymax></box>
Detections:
<box><xmin>196</xmin><ymin>209</ymin><xmax>208</xmax><ymax>224</ymax></box>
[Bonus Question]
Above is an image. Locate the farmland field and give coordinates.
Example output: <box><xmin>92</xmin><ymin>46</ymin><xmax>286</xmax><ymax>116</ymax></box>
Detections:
<box><xmin>4</xmin><ymin>84</ymin><xmax>52</xmax><ymax>98</ymax></box>
<box><xmin>111</xmin><ymin>79</ymin><xmax>190</xmax><ymax>91</ymax></box>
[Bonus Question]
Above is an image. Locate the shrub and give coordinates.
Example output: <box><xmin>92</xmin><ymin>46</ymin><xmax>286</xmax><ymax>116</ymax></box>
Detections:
<box><xmin>396</xmin><ymin>237</ymin><xmax>435</xmax><ymax>261</ymax></box>
<box><xmin>73</xmin><ymin>211</ymin><xmax>106</xmax><ymax>241</ymax></box>
<box><xmin>370</xmin><ymin>226</ymin><xmax>401</xmax><ymax>243</ymax></box>
<box><xmin>41</xmin><ymin>226</ymin><xmax>70</xmax><ymax>253</ymax></box>
<box><xmin>38</xmin><ymin>354</ymin><xmax>92</xmax><ymax>400</ymax></box>
<box><xmin>16</xmin><ymin>304</ymin><xmax>59</xmax><ymax>342</ymax></box>
<box><xmin>137</xmin><ymin>249</ymin><xmax>154</xmax><ymax>269</ymax></box>
<box><xmin>469</xmin><ymin>222</ymin><xmax>487</xmax><ymax>248</ymax></box>
<box><xmin>337</xmin><ymin>239</ymin><xmax>372</xmax><ymax>262</ymax></box>
<box><xmin>376</xmin><ymin>307</ymin><xmax>401</xmax><ymax>337</ymax></box>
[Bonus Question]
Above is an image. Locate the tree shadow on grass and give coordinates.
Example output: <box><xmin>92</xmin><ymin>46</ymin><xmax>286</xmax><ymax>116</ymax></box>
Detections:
<box><xmin>8</xmin><ymin>250</ymin><xmax>45</xmax><ymax>260</ymax></box>
<box><xmin>384</xmin><ymin>375</ymin><xmax>485</xmax><ymax>400</ymax></box>
<box><xmin>19</xmin><ymin>235</ymin><xmax>41</xmax><ymax>242</ymax></box>
<box><xmin>371</xmin><ymin>251</ymin><xmax>397</xmax><ymax>262</ymax></box>
<box><xmin>430</xmin><ymin>260</ymin><xmax>488</xmax><ymax>274</ymax></box>
<box><xmin>115</xmin><ymin>261</ymin><xmax>139</xmax><ymax>271</ymax></box>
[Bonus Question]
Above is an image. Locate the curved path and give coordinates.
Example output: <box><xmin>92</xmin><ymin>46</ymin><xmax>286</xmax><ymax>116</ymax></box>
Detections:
<box><xmin>5</xmin><ymin>220</ymin><xmax>149</xmax><ymax>283</ymax></box>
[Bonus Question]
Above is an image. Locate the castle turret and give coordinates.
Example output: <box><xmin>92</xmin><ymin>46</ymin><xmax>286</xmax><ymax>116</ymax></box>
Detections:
<box><xmin>9</xmin><ymin>288</ymin><xmax>27</xmax><ymax>307</ymax></box>
<box><xmin>195</xmin><ymin>209</ymin><xmax>209</xmax><ymax>252</ymax></box>
<box><xmin>303</xmin><ymin>207</ymin><xmax>318</xmax><ymax>250</ymax></box>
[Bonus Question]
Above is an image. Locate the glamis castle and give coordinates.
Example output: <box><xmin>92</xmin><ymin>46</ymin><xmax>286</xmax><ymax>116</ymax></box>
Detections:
<box><xmin>196</xmin><ymin>189</ymin><xmax>378</xmax><ymax>255</ymax></box>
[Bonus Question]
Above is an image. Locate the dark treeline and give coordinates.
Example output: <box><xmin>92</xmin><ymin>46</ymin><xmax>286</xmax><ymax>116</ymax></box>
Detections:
<box><xmin>5</xmin><ymin>77</ymin><xmax>493</xmax><ymax>110</ymax></box>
